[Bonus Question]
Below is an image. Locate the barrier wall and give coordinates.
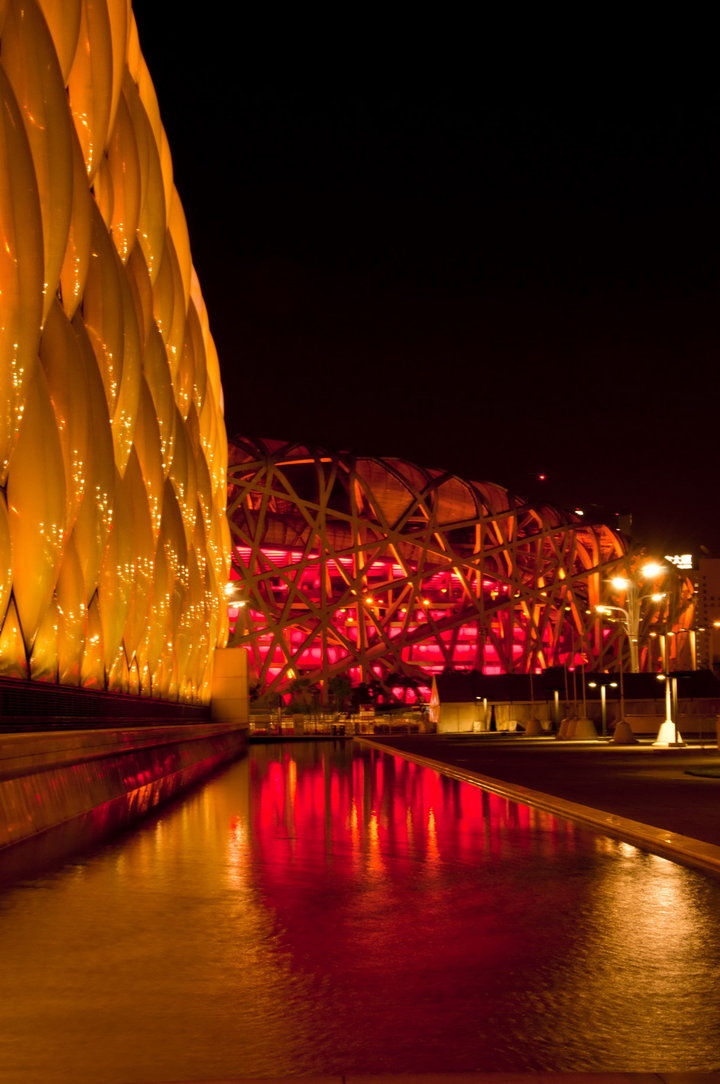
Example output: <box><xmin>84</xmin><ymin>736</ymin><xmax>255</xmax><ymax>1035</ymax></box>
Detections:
<box><xmin>0</xmin><ymin>723</ymin><xmax>246</xmax><ymax>863</ymax></box>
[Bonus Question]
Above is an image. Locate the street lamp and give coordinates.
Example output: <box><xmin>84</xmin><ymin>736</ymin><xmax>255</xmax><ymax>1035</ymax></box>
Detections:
<box><xmin>224</xmin><ymin>583</ymin><xmax>248</xmax><ymax>638</ymax></box>
<box><xmin>587</xmin><ymin>679</ymin><xmax>618</xmax><ymax>737</ymax></box>
<box><xmin>594</xmin><ymin>560</ymin><xmax>671</xmax><ymax>745</ymax></box>
<box><xmin>594</xmin><ymin>561</ymin><xmax>667</xmax><ymax>672</ymax></box>
<box><xmin>653</xmin><ymin>673</ymin><xmax>684</xmax><ymax>747</ymax></box>
<box><xmin>224</xmin><ymin>581</ymin><xmax>247</xmax><ymax>606</ymax></box>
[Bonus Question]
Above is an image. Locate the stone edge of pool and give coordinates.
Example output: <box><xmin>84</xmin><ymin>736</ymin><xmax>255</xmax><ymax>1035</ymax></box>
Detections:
<box><xmin>355</xmin><ymin>737</ymin><xmax>720</xmax><ymax>879</ymax></box>
<box><xmin>144</xmin><ymin>1071</ymin><xmax>720</xmax><ymax>1082</ymax></box>
<box><xmin>0</xmin><ymin>724</ymin><xmax>248</xmax><ymax>855</ymax></box>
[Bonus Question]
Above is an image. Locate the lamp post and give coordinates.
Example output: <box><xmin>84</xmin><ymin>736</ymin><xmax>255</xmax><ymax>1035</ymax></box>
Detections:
<box><xmin>594</xmin><ymin>560</ymin><xmax>670</xmax><ymax>745</ymax></box>
<box><xmin>653</xmin><ymin>673</ymin><xmax>683</xmax><ymax>747</ymax></box>
<box><xmin>224</xmin><ymin>581</ymin><xmax>248</xmax><ymax>632</ymax></box>
<box><xmin>594</xmin><ymin>560</ymin><xmax>667</xmax><ymax>672</ymax></box>
<box><xmin>587</xmin><ymin>679</ymin><xmax>618</xmax><ymax>737</ymax></box>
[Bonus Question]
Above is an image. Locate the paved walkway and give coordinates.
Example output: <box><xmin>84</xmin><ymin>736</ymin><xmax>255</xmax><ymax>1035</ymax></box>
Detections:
<box><xmin>356</xmin><ymin>735</ymin><xmax>720</xmax><ymax>877</ymax></box>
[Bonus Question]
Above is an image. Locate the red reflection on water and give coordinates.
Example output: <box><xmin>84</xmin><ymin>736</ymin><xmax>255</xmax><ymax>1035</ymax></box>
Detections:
<box><xmin>247</xmin><ymin>743</ymin><xmax>585</xmax><ymax>945</ymax></box>
<box><xmin>250</xmin><ymin>745</ymin><xmax>577</xmax><ymax>870</ymax></box>
<box><xmin>240</xmin><ymin>740</ymin><xmax>609</xmax><ymax>1071</ymax></box>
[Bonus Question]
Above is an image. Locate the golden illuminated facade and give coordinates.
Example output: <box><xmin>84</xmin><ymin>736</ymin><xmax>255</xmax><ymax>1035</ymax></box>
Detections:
<box><xmin>0</xmin><ymin>1</ymin><xmax>229</xmax><ymax>701</ymax></box>
<box><xmin>227</xmin><ymin>438</ymin><xmax>695</xmax><ymax>700</ymax></box>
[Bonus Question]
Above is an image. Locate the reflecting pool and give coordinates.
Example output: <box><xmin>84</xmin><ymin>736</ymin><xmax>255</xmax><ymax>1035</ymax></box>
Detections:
<box><xmin>1</xmin><ymin>741</ymin><xmax>719</xmax><ymax>1082</ymax></box>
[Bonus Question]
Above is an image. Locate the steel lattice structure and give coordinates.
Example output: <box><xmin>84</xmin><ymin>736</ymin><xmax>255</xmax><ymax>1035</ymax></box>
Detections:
<box><xmin>0</xmin><ymin>2</ymin><xmax>229</xmax><ymax>702</ymax></box>
<box><xmin>227</xmin><ymin>438</ymin><xmax>695</xmax><ymax>700</ymax></box>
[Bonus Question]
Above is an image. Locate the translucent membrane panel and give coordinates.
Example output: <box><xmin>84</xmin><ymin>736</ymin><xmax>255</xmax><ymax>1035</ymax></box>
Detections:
<box><xmin>0</xmin><ymin>2</ymin><xmax>228</xmax><ymax>701</ymax></box>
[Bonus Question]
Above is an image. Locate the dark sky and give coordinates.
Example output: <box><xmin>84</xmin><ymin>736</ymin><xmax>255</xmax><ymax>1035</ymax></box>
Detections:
<box><xmin>132</xmin><ymin>10</ymin><xmax>720</xmax><ymax>557</ymax></box>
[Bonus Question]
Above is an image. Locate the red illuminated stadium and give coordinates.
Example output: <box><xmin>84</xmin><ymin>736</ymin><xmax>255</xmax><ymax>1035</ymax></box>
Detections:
<box><xmin>226</xmin><ymin>438</ymin><xmax>695</xmax><ymax>703</ymax></box>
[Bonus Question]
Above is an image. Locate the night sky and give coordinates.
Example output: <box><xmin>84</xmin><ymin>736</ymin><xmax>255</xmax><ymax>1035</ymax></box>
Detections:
<box><xmin>132</xmin><ymin>10</ymin><xmax>720</xmax><ymax>557</ymax></box>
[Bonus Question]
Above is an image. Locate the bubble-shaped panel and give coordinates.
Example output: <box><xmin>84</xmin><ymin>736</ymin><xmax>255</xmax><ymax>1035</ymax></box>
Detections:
<box><xmin>0</xmin><ymin>2</ymin><xmax>228</xmax><ymax>702</ymax></box>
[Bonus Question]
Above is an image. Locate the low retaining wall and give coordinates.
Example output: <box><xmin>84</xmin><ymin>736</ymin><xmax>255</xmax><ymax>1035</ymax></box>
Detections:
<box><xmin>0</xmin><ymin>723</ymin><xmax>247</xmax><ymax>858</ymax></box>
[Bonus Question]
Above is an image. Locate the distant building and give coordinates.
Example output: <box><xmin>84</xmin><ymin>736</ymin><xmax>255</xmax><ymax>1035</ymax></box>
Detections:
<box><xmin>430</xmin><ymin>669</ymin><xmax>720</xmax><ymax>736</ymax></box>
<box><xmin>695</xmin><ymin>557</ymin><xmax>720</xmax><ymax>671</ymax></box>
<box><xmin>227</xmin><ymin>438</ymin><xmax>695</xmax><ymax>702</ymax></box>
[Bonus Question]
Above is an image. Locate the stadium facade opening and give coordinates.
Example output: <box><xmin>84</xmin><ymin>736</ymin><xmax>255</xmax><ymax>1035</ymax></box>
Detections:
<box><xmin>227</xmin><ymin>438</ymin><xmax>695</xmax><ymax>703</ymax></box>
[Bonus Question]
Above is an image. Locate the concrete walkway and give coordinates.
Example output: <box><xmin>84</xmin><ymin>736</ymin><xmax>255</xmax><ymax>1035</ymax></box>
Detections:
<box><xmin>356</xmin><ymin>735</ymin><xmax>720</xmax><ymax>877</ymax></box>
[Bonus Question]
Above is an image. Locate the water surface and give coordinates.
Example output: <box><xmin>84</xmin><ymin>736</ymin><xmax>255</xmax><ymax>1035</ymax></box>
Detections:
<box><xmin>1</xmin><ymin>740</ymin><xmax>719</xmax><ymax>1081</ymax></box>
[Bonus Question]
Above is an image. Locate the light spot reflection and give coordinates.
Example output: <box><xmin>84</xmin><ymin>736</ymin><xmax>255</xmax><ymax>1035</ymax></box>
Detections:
<box><xmin>0</xmin><ymin>744</ymin><xmax>719</xmax><ymax>1081</ymax></box>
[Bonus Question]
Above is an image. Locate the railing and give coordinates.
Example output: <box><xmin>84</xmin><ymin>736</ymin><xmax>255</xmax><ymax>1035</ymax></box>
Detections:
<box><xmin>248</xmin><ymin>712</ymin><xmax>431</xmax><ymax>737</ymax></box>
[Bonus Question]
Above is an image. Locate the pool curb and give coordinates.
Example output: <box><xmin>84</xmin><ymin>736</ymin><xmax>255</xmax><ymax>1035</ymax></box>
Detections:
<box><xmin>0</xmin><ymin>725</ymin><xmax>247</xmax><ymax>855</ymax></box>
<box><xmin>150</xmin><ymin>1071</ymin><xmax>720</xmax><ymax>1081</ymax></box>
<box><xmin>356</xmin><ymin>737</ymin><xmax>720</xmax><ymax>878</ymax></box>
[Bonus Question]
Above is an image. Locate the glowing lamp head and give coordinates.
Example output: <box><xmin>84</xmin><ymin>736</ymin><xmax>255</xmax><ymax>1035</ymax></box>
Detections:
<box><xmin>610</xmin><ymin>576</ymin><xmax>630</xmax><ymax>591</ymax></box>
<box><xmin>641</xmin><ymin>561</ymin><xmax>665</xmax><ymax>579</ymax></box>
<box><xmin>650</xmin><ymin>592</ymin><xmax>666</xmax><ymax>603</ymax></box>
<box><xmin>224</xmin><ymin>581</ymin><xmax>245</xmax><ymax>605</ymax></box>
<box><xmin>595</xmin><ymin>605</ymin><xmax>610</xmax><ymax>614</ymax></box>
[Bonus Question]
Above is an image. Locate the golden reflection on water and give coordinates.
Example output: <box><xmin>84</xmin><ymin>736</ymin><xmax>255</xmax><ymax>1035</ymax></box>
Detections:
<box><xmin>426</xmin><ymin>806</ymin><xmax>441</xmax><ymax>869</ymax></box>
<box><xmin>1</xmin><ymin>742</ymin><xmax>720</xmax><ymax>1081</ymax></box>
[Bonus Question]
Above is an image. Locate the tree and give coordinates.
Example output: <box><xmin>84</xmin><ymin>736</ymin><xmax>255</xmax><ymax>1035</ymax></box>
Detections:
<box><xmin>327</xmin><ymin>674</ymin><xmax>352</xmax><ymax>713</ymax></box>
<box><xmin>287</xmin><ymin>676</ymin><xmax>321</xmax><ymax>714</ymax></box>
